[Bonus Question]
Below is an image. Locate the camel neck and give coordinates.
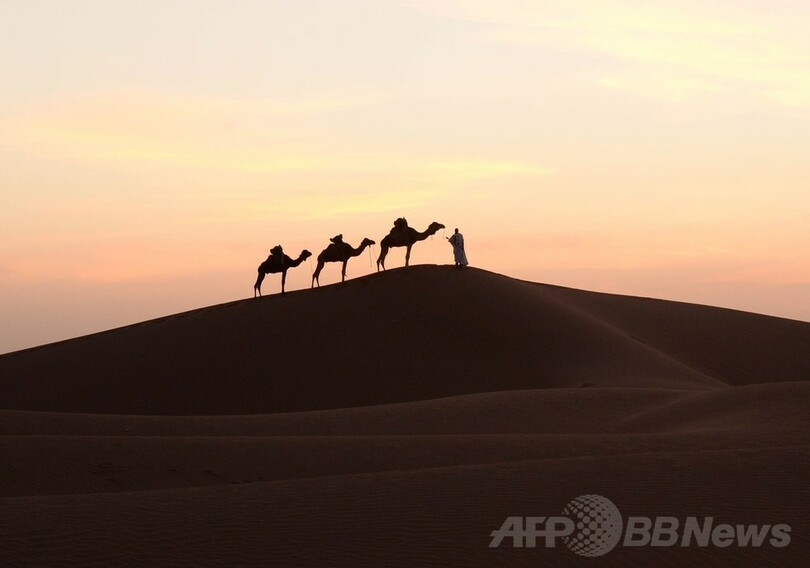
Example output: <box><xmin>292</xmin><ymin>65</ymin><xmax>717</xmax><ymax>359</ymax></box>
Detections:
<box><xmin>349</xmin><ymin>242</ymin><xmax>368</xmax><ymax>256</ymax></box>
<box><xmin>416</xmin><ymin>228</ymin><xmax>434</xmax><ymax>241</ymax></box>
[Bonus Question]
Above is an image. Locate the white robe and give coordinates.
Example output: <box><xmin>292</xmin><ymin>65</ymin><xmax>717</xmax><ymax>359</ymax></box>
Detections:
<box><xmin>449</xmin><ymin>233</ymin><xmax>468</xmax><ymax>266</ymax></box>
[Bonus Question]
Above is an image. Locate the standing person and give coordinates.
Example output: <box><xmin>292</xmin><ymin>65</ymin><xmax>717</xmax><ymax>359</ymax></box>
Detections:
<box><xmin>447</xmin><ymin>228</ymin><xmax>468</xmax><ymax>268</ymax></box>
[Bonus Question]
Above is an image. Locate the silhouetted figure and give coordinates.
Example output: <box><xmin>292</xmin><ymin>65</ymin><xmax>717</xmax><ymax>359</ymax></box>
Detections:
<box><xmin>312</xmin><ymin>236</ymin><xmax>376</xmax><ymax>287</ymax></box>
<box><xmin>254</xmin><ymin>245</ymin><xmax>312</xmax><ymax>297</ymax></box>
<box><xmin>376</xmin><ymin>220</ymin><xmax>445</xmax><ymax>271</ymax></box>
<box><xmin>447</xmin><ymin>228</ymin><xmax>468</xmax><ymax>268</ymax></box>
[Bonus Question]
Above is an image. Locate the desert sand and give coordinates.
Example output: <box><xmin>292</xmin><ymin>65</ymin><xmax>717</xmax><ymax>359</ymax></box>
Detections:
<box><xmin>1</xmin><ymin>265</ymin><xmax>808</xmax><ymax>566</ymax></box>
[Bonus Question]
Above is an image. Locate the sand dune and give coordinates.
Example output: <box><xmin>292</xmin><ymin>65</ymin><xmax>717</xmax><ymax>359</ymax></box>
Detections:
<box><xmin>4</xmin><ymin>266</ymin><xmax>808</xmax><ymax>415</ymax></box>
<box><xmin>1</xmin><ymin>266</ymin><xmax>808</xmax><ymax>565</ymax></box>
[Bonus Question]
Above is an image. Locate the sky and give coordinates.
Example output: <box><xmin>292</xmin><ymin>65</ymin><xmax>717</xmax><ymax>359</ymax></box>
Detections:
<box><xmin>1</xmin><ymin>0</ymin><xmax>808</xmax><ymax>354</ymax></box>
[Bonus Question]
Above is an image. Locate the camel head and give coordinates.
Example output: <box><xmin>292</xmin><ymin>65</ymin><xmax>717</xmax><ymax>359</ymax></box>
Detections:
<box><xmin>299</xmin><ymin>250</ymin><xmax>313</xmax><ymax>260</ymax></box>
<box><xmin>427</xmin><ymin>222</ymin><xmax>445</xmax><ymax>235</ymax></box>
<box><xmin>360</xmin><ymin>238</ymin><xmax>376</xmax><ymax>248</ymax></box>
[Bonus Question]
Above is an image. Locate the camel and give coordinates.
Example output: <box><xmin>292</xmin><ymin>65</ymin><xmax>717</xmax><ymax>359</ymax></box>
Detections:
<box><xmin>311</xmin><ymin>237</ymin><xmax>376</xmax><ymax>287</ymax></box>
<box><xmin>376</xmin><ymin>221</ymin><xmax>445</xmax><ymax>271</ymax></box>
<box><xmin>254</xmin><ymin>247</ymin><xmax>312</xmax><ymax>297</ymax></box>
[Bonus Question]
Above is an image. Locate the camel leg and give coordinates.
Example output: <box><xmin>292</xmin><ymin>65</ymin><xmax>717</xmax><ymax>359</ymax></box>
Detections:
<box><xmin>254</xmin><ymin>271</ymin><xmax>265</xmax><ymax>297</ymax></box>
<box><xmin>377</xmin><ymin>246</ymin><xmax>388</xmax><ymax>271</ymax></box>
<box><xmin>341</xmin><ymin>261</ymin><xmax>348</xmax><ymax>282</ymax></box>
<box><xmin>312</xmin><ymin>261</ymin><xmax>324</xmax><ymax>288</ymax></box>
<box><xmin>405</xmin><ymin>244</ymin><xmax>413</xmax><ymax>267</ymax></box>
<box><xmin>281</xmin><ymin>269</ymin><xmax>287</xmax><ymax>295</ymax></box>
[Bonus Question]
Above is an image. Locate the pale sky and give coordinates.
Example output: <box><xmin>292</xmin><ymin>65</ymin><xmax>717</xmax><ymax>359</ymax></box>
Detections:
<box><xmin>1</xmin><ymin>0</ymin><xmax>808</xmax><ymax>353</ymax></box>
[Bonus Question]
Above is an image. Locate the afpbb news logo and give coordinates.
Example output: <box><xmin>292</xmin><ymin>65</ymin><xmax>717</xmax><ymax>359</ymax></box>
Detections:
<box><xmin>489</xmin><ymin>494</ymin><xmax>791</xmax><ymax>557</ymax></box>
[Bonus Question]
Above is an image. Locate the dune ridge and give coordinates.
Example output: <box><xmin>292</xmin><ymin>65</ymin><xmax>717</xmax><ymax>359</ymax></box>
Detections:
<box><xmin>3</xmin><ymin>266</ymin><xmax>808</xmax><ymax>415</ymax></box>
<box><xmin>1</xmin><ymin>266</ymin><xmax>808</xmax><ymax>566</ymax></box>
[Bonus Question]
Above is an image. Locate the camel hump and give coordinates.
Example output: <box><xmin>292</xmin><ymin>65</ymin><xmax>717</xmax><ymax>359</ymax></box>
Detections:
<box><xmin>324</xmin><ymin>241</ymin><xmax>346</xmax><ymax>256</ymax></box>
